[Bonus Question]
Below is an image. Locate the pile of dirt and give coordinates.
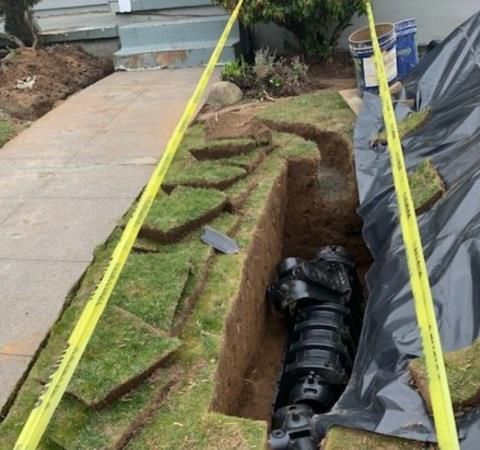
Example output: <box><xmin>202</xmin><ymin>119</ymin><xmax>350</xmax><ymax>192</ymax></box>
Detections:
<box><xmin>0</xmin><ymin>45</ymin><xmax>112</xmax><ymax>120</ymax></box>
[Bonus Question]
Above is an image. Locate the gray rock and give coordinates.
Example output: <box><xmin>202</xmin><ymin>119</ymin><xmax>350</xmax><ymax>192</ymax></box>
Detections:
<box><xmin>207</xmin><ymin>81</ymin><xmax>243</xmax><ymax>108</ymax></box>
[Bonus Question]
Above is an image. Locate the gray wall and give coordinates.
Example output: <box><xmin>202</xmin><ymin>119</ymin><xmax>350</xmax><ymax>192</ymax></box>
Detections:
<box><xmin>343</xmin><ymin>0</ymin><xmax>480</xmax><ymax>46</ymax></box>
<box><xmin>252</xmin><ymin>0</ymin><xmax>480</xmax><ymax>53</ymax></box>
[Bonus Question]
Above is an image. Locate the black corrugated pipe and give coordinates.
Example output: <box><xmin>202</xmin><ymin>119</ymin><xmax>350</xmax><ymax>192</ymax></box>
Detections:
<box><xmin>267</xmin><ymin>246</ymin><xmax>364</xmax><ymax>450</ymax></box>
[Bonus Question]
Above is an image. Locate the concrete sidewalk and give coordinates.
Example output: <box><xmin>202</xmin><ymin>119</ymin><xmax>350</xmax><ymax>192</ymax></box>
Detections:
<box><xmin>0</xmin><ymin>68</ymin><xmax>212</xmax><ymax>410</ymax></box>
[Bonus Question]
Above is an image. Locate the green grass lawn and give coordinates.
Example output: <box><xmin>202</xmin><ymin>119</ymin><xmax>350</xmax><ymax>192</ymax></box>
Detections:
<box><xmin>257</xmin><ymin>90</ymin><xmax>356</xmax><ymax>139</ymax></box>
<box><xmin>0</xmin><ymin>118</ymin><xmax>13</xmax><ymax>147</ymax></box>
<box><xmin>66</xmin><ymin>306</ymin><xmax>181</xmax><ymax>406</ymax></box>
<box><xmin>48</xmin><ymin>374</ymin><xmax>171</xmax><ymax>450</ymax></box>
<box><xmin>110</xmin><ymin>251</ymin><xmax>191</xmax><ymax>331</ymax></box>
<box><xmin>164</xmin><ymin>158</ymin><xmax>247</xmax><ymax>190</ymax></box>
<box><xmin>143</xmin><ymin>187</ymin><xmax>227</xmax><ymax>240</ymax></box>
<box><xmin>0</xmin><ymin>90</ymin><xmax>381</xmax><ymax>450</ymax></box>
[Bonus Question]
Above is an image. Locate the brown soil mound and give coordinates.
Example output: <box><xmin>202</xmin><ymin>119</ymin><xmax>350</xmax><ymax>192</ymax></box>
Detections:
<box><xmin>0</xmin><ymin>45</ymin><xmax>112</xmax><ymax>120</ymax></box>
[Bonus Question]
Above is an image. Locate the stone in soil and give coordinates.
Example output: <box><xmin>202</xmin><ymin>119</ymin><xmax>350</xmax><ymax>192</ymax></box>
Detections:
<box><xmin>207</xmin><ymin>81</ymin><xmax>243</xmax><ymax>108</ymax></box>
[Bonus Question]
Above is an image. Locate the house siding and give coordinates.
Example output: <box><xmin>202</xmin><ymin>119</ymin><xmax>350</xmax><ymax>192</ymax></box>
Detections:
<box><xmin>252</xmin><ymin>0</ymin><xmax>480</xmax><ymax>53</ymax></box>
<box><xmin>344</xmin><ymin>0</ymin><xmax>480</xmax><ymax>45</ymax></box>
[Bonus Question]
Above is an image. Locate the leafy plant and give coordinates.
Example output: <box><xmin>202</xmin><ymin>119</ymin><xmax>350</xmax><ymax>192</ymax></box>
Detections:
<box><xmin>221</xmin><ymin>49</ymin><xmax>309</xmax><ymax>98</ymax></box>
<box><xmin>216</xmin><ymin>0</ymin><xmax>366</xmax><ymax>60</ymax></box>
<box><xmin>221</xmin><ymin>56</ymin><xmax>252</xmax><ymax>90</ymax></box>
<box><xmin>253</xmin><ymin>47</ymin><xmax>276</xmax><ymax>80</ymax></box>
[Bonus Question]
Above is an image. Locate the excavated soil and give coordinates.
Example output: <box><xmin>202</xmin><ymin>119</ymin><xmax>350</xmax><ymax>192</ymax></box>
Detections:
<box><xmin>0</xmin><ymin>45</ymin><xmax>112</xmax><ymax>120</ymax></box>
<box><xmin>210</xmin><ymin>112</ymin><xmax>371</xmax><ymax>426</ymax></box>
<box><xmin>306</xmin><ymin>51</ymin><xmax>357</xmax><ymax>91</ymax></box>
<box><xmin>235</xmin><ymin>309</ymin><xmax>287</xmax><ymax>421</ymax></box>
<box><xmin>211</xmin><ymin>167</ymin><xmax>289</xmax><ymax>416</ymax></box>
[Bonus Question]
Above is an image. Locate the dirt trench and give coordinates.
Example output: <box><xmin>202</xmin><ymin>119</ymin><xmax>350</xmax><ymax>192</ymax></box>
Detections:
<box><xmin>210</xmin><ymin>125</ymin><xmax>371</xmax><ymax>428</ymax></box>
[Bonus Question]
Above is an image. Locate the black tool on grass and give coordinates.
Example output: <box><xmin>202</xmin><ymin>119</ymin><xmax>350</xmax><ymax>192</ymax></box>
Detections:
<box><xmin>267</xmin><ymin>246</ymin><xmax>364</xmax><ymax>450</ymax></box>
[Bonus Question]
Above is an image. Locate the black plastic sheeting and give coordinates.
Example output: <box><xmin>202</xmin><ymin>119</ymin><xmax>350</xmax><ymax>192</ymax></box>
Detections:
<box><xmin>313</xmin><ymin>11</ymin><xmax>480</xmax><ymax>448</ymax></box>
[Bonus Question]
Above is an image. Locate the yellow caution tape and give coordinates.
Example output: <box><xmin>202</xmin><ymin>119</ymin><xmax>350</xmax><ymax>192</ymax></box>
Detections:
<box><xmin>365</xmin><ymin>2</ymin><xmax>459</xmax><ymax>449</ymax></box>
<box><xmin>14</xmin><ymin>1</ymin><xmax>245</xmax><ymax>448</ymax></box>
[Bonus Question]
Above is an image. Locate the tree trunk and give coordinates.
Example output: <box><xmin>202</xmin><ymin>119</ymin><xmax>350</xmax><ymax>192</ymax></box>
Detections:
<box><xmin>4</xmin><ymin>0</ymin><xmax>37</xmax><ymax>47</ymax></box>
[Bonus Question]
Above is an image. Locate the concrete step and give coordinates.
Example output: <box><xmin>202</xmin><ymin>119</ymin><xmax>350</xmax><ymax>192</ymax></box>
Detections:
<box><xmin>118</xmin><ymin>14</ymin><xmax>238</xmax><ymax>49</ymax></box>
<box><xmin>34</xmin><ymin>0</ymin><xmax>110</xmax><ymax>17</ymax></box>
<box><xmin>130</xmin><ymin>0</ymin><xmax>213</xmax><ymax>12</ymax></box>
<box><xmin>109</xmin><ymin>0</ymin><xmax>120</xmax><ymax>13</ymax></box>
<box><xmin>114</xmin><ymin>38</ymin><xmax>239</xmax><ymax>70</ymax></box>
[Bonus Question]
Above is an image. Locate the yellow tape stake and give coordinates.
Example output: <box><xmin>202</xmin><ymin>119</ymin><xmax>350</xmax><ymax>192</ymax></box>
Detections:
<box><xmin>14</xmin><ymin>1</ymin><xmax>245</xmax><ymax>448</ymax></box>
<box><xmin>365</xmin><ymin>2</ymin><xmax>459</xmax><ymax>449</ymax></box>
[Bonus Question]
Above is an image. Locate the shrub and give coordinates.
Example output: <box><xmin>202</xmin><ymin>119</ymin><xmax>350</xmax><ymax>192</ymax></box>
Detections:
<box><xmin>0</xmin><ymin>0</ymin><xmax>41</xmax><ymax>46</ymax></box>
<box><xmin>222</xmin><ymin>49</ymin><xmax>309</xmax><ymax>98</ymax></box>
<box><xmin>216</xmin><ymin>0</ymin><xmax>366</xmax><ymax>60</ymax></box>
<box><xmin>221</xmin><ymin>56</ymin><xmax>252</xmax><ymax>90</ymax></box>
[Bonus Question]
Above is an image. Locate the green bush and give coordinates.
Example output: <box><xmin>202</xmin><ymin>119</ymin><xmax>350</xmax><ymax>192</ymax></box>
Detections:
<box><xmin>221</xmin><ymin>56</ymin><xmax>251</xmax><ymax>90</ymax></box>
<box><xmin>216</xmin><ymin>0</ymin><xmax>366</xmax><ymax>60</ymax></box>
<box><xmin>222</xmin><ymin>49</ymin><xmax>309</xmax><ymax>97</ymax></box>
<box><xmin>0</xmin><ymin>0</ymin><xmax>41</xmax><ymax>46</ymax></box>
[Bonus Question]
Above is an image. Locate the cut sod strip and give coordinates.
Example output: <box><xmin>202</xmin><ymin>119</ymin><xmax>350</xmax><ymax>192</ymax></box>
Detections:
<box><xmin>110</xmin><ymin>251</ymin><xmax>191</xmax><ymax>332</ymax></box>
<box><xmin>47</xmin><ymin>372</ymin><xmax>174</xmax><ymax>450</ymax></box>
<box><xmin>408</xmin><ymin>159</ymin><xmax>445</xmax><ymax>214</ymax></box>
<box><xmin>410</xmin><ymin>339</ymin><xmax>480</xmax><ymax>413</ymax></box>
<box><xmin>322</xmin><ymin>426</ymin><xmax>428</xmax><ymax>450</ymax></box>
<box><xmin>163</xmin><ymin>160</ymin><xmax>247</xmax><ymax>191</ymax></box>
<box><xmin>217</xmin><ymin>150</ymin><xmax>267</xmax><ymax>173</ymax></box>
<box><xmin>66</xmin><ymin>306</ymin><xmax>180</xmax><ymax>407</ymax></box>
<box><xmin>183</xmin><ymin>123</ymin><xmax>259</xmax><ymax>160</ymax></box>
<box><xmin>141</xmin><ymin>186</ymin><xmax>228</xmax><ymax>243</ymax></box>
